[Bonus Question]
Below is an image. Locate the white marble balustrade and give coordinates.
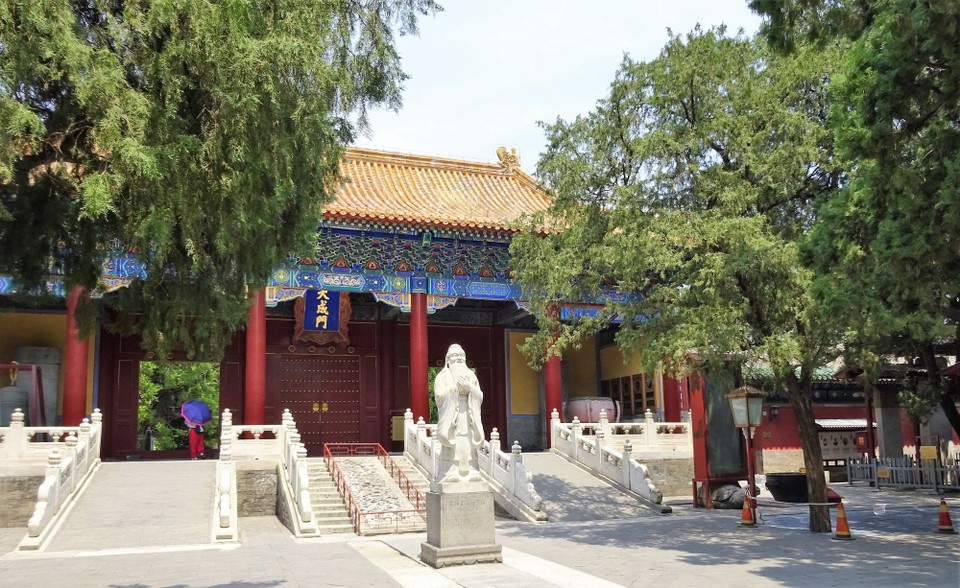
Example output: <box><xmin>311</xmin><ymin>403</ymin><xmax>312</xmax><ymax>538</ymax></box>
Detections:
<box><xmin>402</xmin><ymin>409</ymin><xmax>546</xmax><ymax>522</ymax></box>
<box><xmin>559</xmin><ymin>408</ymin><xmax>693</xmax><ymax>456</ymax></box>
<box><xmin>0</xmin><ymin>408</ymin><xmax>103</xmax><ymax>462</ymax></box>
<box><xmin>216</xmin><ymin>408</ymin><xmax>317</xmax><ymax>539</ymax></box>
<box><xmin>10</xmin><ymin>409</ymin><xmax>104</xmax><ymax>549</ymax></box>
<box><xmin>550</xmin><ymin>409</ymin><xmax>667</xmax><ymax>506</ymax></box>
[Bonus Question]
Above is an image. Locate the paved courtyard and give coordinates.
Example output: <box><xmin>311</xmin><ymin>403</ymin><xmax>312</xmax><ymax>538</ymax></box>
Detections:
<box><xmin>0</xmin><ymin>480</ymin><xmax>956</xmax><ymax>587</ymax></box>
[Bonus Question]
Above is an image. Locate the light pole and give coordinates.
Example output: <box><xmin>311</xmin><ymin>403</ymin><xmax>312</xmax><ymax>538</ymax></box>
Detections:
<box><xmin>726</xmin><ymin>385</ymin><xmax>764</xmax><ymax>524</ymax></box>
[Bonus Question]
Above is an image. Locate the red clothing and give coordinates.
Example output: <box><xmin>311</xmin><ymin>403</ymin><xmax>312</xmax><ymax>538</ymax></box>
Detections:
<box><xmin>189</xmin><ymin>427</ymin><xmax>205</xmax><ymax>458</ymax></box>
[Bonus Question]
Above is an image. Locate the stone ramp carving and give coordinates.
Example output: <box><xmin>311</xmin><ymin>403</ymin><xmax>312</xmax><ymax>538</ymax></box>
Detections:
<box><xmin>42</xmin><ymin>460</ymin><xmax>217</xmax><ymax>552</ymax></box>
<box><xmin>334</xmin><ymin>456</ymin><xmax>426</xmax><ymax>535</ymax></box>
<box><xmin>520</xmin><ymin>453</ymin><xmax>658</xmax><ymax>522</ymax></box>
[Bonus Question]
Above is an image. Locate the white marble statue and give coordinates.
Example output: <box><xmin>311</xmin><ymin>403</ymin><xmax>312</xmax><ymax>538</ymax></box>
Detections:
<box><xmin>434</xmin><ymin>343</ymin><xmax>484</xmax><ymax>483</ymax></box>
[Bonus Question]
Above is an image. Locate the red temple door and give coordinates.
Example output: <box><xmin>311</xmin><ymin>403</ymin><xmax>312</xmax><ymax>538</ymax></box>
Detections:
<box><xmin>278</xmin><ymin>354</ymin><xmax>361</xmax><ymax>455</ymax></box>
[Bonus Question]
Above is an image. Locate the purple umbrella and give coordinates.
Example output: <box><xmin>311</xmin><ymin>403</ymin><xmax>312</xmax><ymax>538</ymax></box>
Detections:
<box><xmin>180</xmin><ymin>400</ymin><xmax>212</xmax><ymax>427</ymax></box>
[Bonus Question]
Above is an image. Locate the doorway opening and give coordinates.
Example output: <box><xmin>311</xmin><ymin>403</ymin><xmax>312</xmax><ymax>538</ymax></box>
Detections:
<box><xmin>138</xmin><ymin>361</ymin><xmax>220</xmax><ymax>455</ymax></box>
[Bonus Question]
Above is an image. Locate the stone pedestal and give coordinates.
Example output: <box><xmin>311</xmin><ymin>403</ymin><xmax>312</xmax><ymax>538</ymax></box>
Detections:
<box><xmin>419</xmin><ymin>483</ymin><xmax>502</xmax><ymax>568</ymax></box>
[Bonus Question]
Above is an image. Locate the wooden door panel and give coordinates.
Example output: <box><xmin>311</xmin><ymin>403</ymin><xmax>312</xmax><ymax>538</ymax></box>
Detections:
<box><xmin>112</xmin><ymin>359</ymin><xmax>139</xmax><ymax>457</ymax></box>
<box><xmin>278</xmin><ymin>354</ymin><xmax>361</xmax><ymax>455</ymax></box>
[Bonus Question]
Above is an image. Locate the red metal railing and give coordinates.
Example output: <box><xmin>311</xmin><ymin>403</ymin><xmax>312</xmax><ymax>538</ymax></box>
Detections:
<box><xmin>323</xmin><ymin>443</ymin><xmax>426</xmax><ymax>535</ymax></box>
<box><xmin>323</xmin><ymin>444</ymin><xmax>362</xmax><ymax>534</ymax></box>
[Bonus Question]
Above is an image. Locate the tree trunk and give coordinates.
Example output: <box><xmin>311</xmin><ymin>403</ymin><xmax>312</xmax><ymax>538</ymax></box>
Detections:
<box><xmin>784</xmin><ymin>371</ymin><xmax>832</xmax><ymax>533</ymax></box>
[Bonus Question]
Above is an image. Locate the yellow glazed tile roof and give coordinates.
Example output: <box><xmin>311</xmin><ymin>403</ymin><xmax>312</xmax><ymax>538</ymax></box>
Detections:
<box><xmin>327</xmin><ymin>147</ymin><xmax>553</xmax><ymax>232</ymax></box>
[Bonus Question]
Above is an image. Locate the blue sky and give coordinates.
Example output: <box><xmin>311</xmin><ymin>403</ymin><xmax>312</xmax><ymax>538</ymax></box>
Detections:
<box><xmin>354</xmin><ymin>1</ymin><xmax>762</xmax><ymax>174</ymax></box>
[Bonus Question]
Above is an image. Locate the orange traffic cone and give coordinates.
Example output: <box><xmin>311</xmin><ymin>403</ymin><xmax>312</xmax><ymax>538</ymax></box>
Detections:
<box><xmin>832</xmin><ymin>502</ymin><xmax>854</xmax><ymax>540</ymax></box>
<box><xmin>739</xmin><ymin>496</ymin><xmax>755</xmax><ymax>527</ymax></box>
<box><xmin>938</xmin><ymin>499</ymin><xmax>957</xmax><ymax>534</ymax></box>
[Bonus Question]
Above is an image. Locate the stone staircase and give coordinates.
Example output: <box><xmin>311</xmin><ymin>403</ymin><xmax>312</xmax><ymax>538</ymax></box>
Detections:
<box><xmin>305</xmin><ymin>458</ymin><xmax>355</xmax><ymax>534</ymax></box>
<box><xmin>302</xmin><ymin>454</ymin><xmax>430</xmax><ymax>536</ymax></box>
<box><xmin>392</xmin><ymin>454</ymin><xmax>431</xmax><ymax>495</ymax></box>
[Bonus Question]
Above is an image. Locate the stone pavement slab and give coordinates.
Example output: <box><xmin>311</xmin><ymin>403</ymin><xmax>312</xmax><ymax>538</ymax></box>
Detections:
<box><xmin>46</xmin><ymin>460</ymin><xmax>217</xmax><ymax>552</ymax></box>
<box><xmin>0</xmin><ymin>472</ymin><xmax>956</xmax><ymax>587</ymax></box>
<box><xmin>521</xmin><ymin>452</ymin><xmax>657</xmax><ymax>521</ymax></box>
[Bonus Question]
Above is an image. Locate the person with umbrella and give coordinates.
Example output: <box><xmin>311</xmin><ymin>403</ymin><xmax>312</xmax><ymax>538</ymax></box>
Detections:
<box><xmin>181</xmin><ymin>400</ymin><xmax>212</xmax><ymax>459</ymax></box>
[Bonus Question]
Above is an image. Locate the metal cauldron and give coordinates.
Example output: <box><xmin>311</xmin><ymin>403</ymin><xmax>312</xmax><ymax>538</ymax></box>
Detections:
<box><xmin>564</xmin><ymin>397</ymin><xmax>620</xmax><ymax>423</ymax></box>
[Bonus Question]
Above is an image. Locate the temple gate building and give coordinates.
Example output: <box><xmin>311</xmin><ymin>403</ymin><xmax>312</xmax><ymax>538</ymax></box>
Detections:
<box><xmin>1</xmin><ymin>147</ymin><xmax>683</xmax><ymax>460</ymax></box>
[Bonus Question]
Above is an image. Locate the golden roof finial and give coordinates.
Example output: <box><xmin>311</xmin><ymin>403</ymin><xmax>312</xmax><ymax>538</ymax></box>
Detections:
<box><xmin>496</xmin><ymin>146</ymin><xmax>520</xmax><ymax>171</ymax></box>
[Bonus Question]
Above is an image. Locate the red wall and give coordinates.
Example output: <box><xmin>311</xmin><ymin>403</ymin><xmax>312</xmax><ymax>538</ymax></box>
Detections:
<box><xmin>98</xmin><ymin>314</ymin><xmax>510</xmax><ymax>459</ymax></box>
<box><xmin>758</xmin><ymin>404</ymin><xmax>889</xmax><ymax>450</ymax></box>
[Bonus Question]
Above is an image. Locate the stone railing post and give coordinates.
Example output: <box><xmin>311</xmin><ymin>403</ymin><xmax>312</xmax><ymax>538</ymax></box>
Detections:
<box><xmin>89</xmin><ymin>409</ymin><xmax>103</xmax><ymax>458</ymax></box>
<box><xmin>622</xmin><ymin>439</ymin><xmax>633</xmax><ymax>490</ymax></box>
<box><xmin>488</xmin><ymin>428</ymin><xmax>500</xmax><ymax>478</ymax></box>
<box><xmin>8</xmin><ymin>408</ymin><xmax>26</xmax><ymax>459</ymax></box>
<box><xmin>511</xmin><ymin>440</ymin><xmax>523</xmax><ymax>495</ymax></box>
<box><xmin>416</xmin><ymin>416</ymin><xmax>427</xmax><ymax>467</ymax></box>
<box><xmin>280</xmin><ymin>409</ymin><xmax>293</xmax><ymax>446</ymax></box>
<box><xmin>47</xmin><ymin>448</ymin><xmax>62</xmax><ymax>474</ymax></box>
<box><xmin>595</xmin><ymin>427</ymin><xmax>605</xmax><ymax>472</ymax></box>
<box><xmin>403</xmin><ymin>408</ymin><xmax>414</xmax><ymax>456</ymax></box>
<box><xmin>571</xmin><ymin>417</ymin><xmax>581</xmax><ymax>462</ymax></box>
<box><xmin>294</xmin><ymin>442</ymin><xmax>307</xmax><ymax>499</ymax></box>
<box><xmin>64</xmin><ymin>431</ymin><xmax>78</xmax><ymax>492</ymax></box>
<box><xmin>296</xmin><ymin>443</ymin><xmax>312</xmax><ymax>522</ymax></box>
<box><xmin>79</xmin><ymin>418</ymin><xmax>91</xmax><ymax>444</ymax></box>
<box><xmin>289</xmin><ymin>431</ymin><xmax>301</xmax><ymax>480</ymax></box>
<box><xmin>78</xmin><ymin>418</ymin><xmax>91</xmax><ymax>469</ymax></box>
<box><xmin>645</xmin><ymin>409</ymin><xmax>655</xmax><ymax>448</ymax></box>
<box><xmin>47</xmin><ymin>448</ymin><xmax>63</xmax><ymax>510</ymax></box>
<box><xmin>598</xmin><ymin>408</ymin><xmax>610</xmax><ymax>439</ymax></box>
<box><xmin>550</xmin><ymin>408</ymin><xmax>560</xmax><ymax>449</ymax></box>
<box><xmin>219</xmin><ymin>409</ymin><xmax>233</xmax><ymax>462</ymax></box>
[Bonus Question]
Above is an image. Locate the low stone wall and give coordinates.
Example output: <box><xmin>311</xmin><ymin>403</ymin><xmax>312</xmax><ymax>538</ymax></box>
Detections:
<box><xmin>0</xmin><ymin>473</ymin><xmax>44</xmax><ymax>528</ymax></box>
<box><xmin>237</xmin><ymin>461</ymin><xmax>278</xmax><ymax>517</ymax></box>
<box><xmin>642</xmin><ymin>457</ymin><xmax>694</xmax><ymax>498</ymax></box>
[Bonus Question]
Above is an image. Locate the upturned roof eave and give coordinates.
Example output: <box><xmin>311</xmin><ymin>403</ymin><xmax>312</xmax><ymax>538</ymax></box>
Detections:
<box><xmin>320</xmin><ymin>211</ymin><xmax>523</xmax><ymax>236</ymax></box>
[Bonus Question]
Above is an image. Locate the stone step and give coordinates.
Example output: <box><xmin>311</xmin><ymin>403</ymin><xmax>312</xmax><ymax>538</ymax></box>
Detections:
<box><xmin>311</xmin><ymin>495</ymin><xmax>345</xmax><ymax>505</ymax></box>
<box><xmin>317</xmin><ymin>522</ymin><xmax>356</xmax><ymax>534</ymax></box>
<box><xmin>310</xmin><ymin>486</ymin><xmax>340</xmax><ymax>498</ymax></box>
<box><xmin>315</xmin><ymin>515</ymin><xmax>354</xmax><ymax>528</ymax></box>
<box><xmin>313</xmin><ymin>502</ymin><xmax>347</xmax><ymax>513</ymax></box>
<box><xmin>303</xmin><ymin>458</ymin><xmax>354</xmax><ymax>533</ymax></box>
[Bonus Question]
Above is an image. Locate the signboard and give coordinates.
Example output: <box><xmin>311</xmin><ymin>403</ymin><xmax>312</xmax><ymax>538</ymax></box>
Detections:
<box><xmin>877</xmin><ymin>468</ymin><xmax>890</xmax><ymax>479</ymax></box>
<box><xmin>919</xmin><ymin>445</ymin><xmax>938</xmax><ymax>460</ymax></box>
<box><xmin>819</xmin><ymin>431</ymin><xmax>860</xmax><ymax>460</ymax></box>
<box><xmin>391</xmin><ymin>416</ymin><xmax>406</xmax><ymax>441</ymax></box>
<box><xmin>303</xmin><ymin>289</ymin><xmax>340</xmax><ymax>331</ymax></box>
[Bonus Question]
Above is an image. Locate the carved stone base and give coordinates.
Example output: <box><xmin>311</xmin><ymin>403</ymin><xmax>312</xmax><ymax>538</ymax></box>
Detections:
<box><xmin>419</xmin><ymin>490</ymin><xmax>502</xmax><ymax>568</ymax></box>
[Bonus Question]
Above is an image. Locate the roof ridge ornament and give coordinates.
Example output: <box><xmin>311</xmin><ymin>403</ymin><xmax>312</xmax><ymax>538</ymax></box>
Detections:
<box><xmin>496</xmin><ymin>146</ymin><xmax>520</xmax><ymax>172</ymax></box>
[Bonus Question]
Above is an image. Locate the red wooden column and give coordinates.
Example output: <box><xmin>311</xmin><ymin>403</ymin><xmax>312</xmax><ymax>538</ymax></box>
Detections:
<box><xmin>409</xmin><ymin>292</ymin><xmax>430</xmax><ymax>422</ymax></box>
<box><xmin>62</xmin><ymin>286</ymin><xmax>90</xmax><ymax>427</ymax></box>
<box><xmin>244</xmin><ymin>288</ymin><xmax>266</xmax><ymax>425</ymax></box>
